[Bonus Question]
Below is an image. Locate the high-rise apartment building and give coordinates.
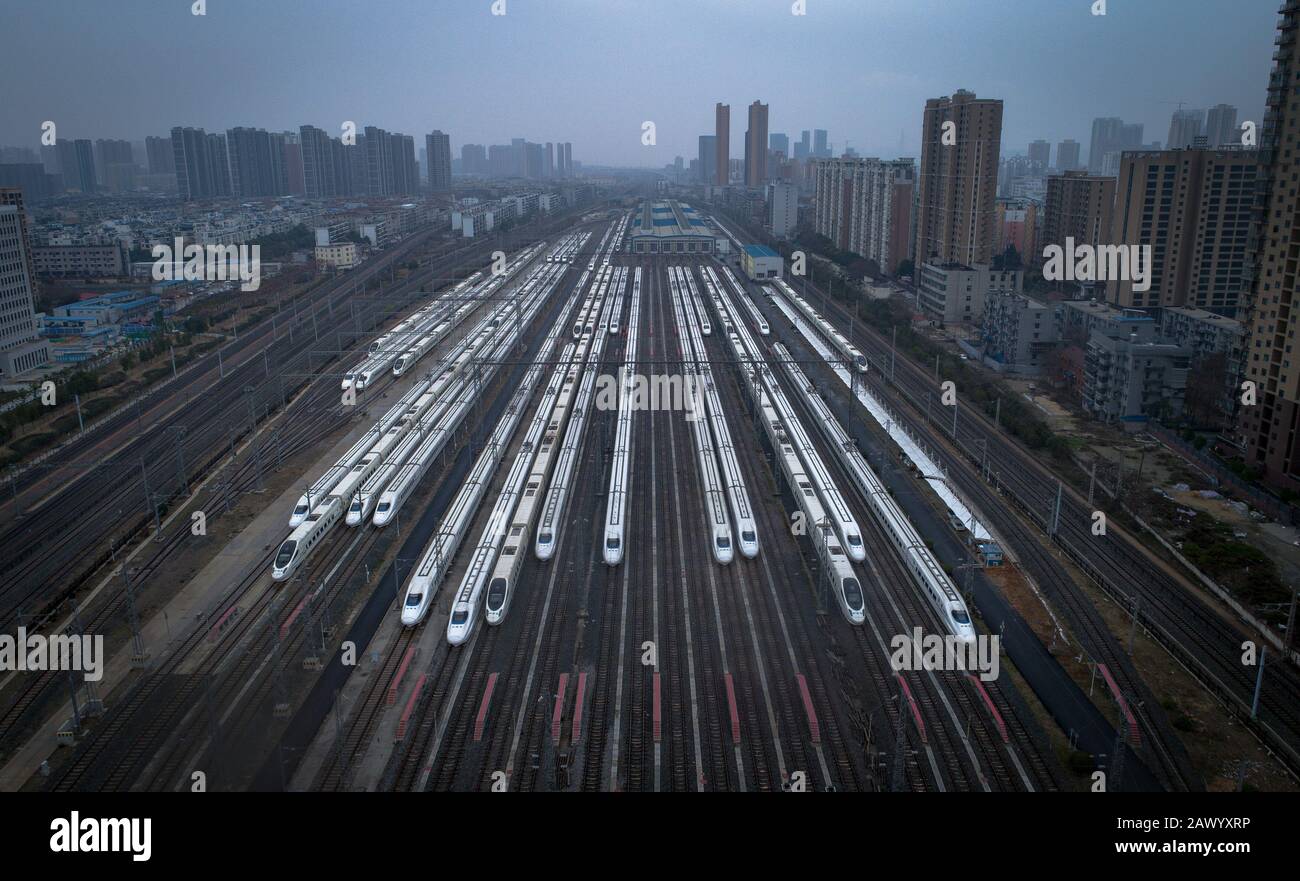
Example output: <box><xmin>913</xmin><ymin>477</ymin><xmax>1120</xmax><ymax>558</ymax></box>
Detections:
<box><xmin>1167</xmin><ymin>108</ymin><xmax>1207</xmax><ymax>150</ymax></box>
<box><xmin>1205</xmin><ymin>104</ymin><xmax>1240</xmax><ymax>148</ymax></box>
<box><xmin>226</xmin><ymin>127</ymin><xmax>284</xmax><ymax>198</ymax></box>
<box><xmin>544</xmin><ymin>142</ymin><xmax>555</xmax><ymax>179</ymax></box>
<box><xmin>795</xmin><ymin>130</ymin><xmax>810</xmax><ymax>161</ymax></box>
<box><xmin>1028</xmin><ymin>140</ymin><xmax>1051</xmax><ymax>167</ymax></box>
<box><xmin>813</xmin><ymin>129</ymin><xmax>829</xmax><ymax>158</ymax></box>
<box><xmin>915</xmin><ymin>89</ymin><xmax>1003</xmax><ymax>268</ymax></box>
<box><xmin>698</xmin><ymin>134</ymin><xmax>717</xmax><ymax>185</ymax></box>
<box><xmin>813</xmin><ymin>157</ymin><xmax>915</xmax><ymax>275</ymax></box>
<box><xmin>1106</xmin><ymin>146</ymin><xmax>1257</xmax><ymax>311</ymax></box>
<box><xmin>1240</xmin><ymin>1</ymin><xmax>1300</xmax><ymax>485</ymax></box>
<box><xmin>1042</xmin><ymin>170</ymin><xmax>1117</xmax><ymax>258</ymax></box>
<box><xmin>745</xmin><ymin>100</ymin><xmax>769</xmax><ymax>187</ymax></box>
<box><xmin>1056</xmin><ymin>139</ymin><xmax>1082</xmax><ymax>172</ymax></box>
<box><xmin>1089</xmin><ymin>117</ymin><xmax>1144</xmax><ymax>173</ymax></box>
<box><xmin>715</xmin><ymin>103</ymin><xmax>730</xmax><ymax>186</ymax></box>
<box><xmin>426</xmin><ymin>130</ymin><xmax>452</xmax><ymax>191</ymax></box>
<box><xmin>0</xmin><ymin>195</ymin><xmax>49</xmax><ymax>377</ymax></box>
<box><xmin>767</xmin><ymin>180</ymin><xmax>798</xmax><ymax>238</ymax></box>
<box><xmin>145</xmin><ymin>136</ymin><xmax>174</xmax><ymax>175</ymax></box>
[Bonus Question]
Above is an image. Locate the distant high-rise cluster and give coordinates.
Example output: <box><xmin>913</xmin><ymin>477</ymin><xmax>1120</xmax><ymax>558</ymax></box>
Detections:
<box><xmin>1088</xmin><ymin>116</ymin><xmax>1145</xmax><ymax>174</ymax></box>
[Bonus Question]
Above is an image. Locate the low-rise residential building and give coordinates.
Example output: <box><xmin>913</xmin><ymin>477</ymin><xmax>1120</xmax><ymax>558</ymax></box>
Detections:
<box><xmin>979</xmin><ymin>290</ymin><xmax>1058</xmax><ymax>370</ymax></box>
<box><xmin>917</xmin><ymin>262</ymin><xmax>1023</xmax><ymax>325</ymax></box>
<box><xmin>1058</xmin><ymin>299</ymin><xmax>1157</xmax><ymax>345</ymax></box>
<box><xmin>32</xmin><ymin>242</ymin><xmax>128</xmax><ymax>278</ymax></box>
<box><xmin>1160</xmin><ymin>306</ymin><xmax>1245</xmax><ymax>429</ymax></box>
<box><xmin>315</xmin><ymin>242</ymin><xmax>358</xmax><ymax>269</ymax></box>
<box><xmin>1083</xmin><ymin>333</ymin><xmax>1190</xmax><ymax>429</ymax></box>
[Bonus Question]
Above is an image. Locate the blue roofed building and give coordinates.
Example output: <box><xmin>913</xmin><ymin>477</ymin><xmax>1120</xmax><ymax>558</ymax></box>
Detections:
<box><xmin>741</xmin><ymin>243</ymin><xmax>783</xmax><ymax>280</ymax></box>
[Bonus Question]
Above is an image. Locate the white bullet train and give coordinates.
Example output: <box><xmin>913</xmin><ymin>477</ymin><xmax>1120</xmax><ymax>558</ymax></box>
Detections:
<box><xmin>668</xmin><ymin>267</ymin><xmax>732</xmax><ymax>565</ymax></box>
<box><xmin>714</xmin><ymin>270</ymin><xmax>866</xmax><ymax>623</ymax></box>
<box><xmin>602</xmin><ymin>267</ymin><xmax>641</xmax><ymax>565</ymax></box>
<box><xmin>774</xmin><ymin>345</ymin><xmax>976</xmax><ymax>644</ymax></box>
<box><xmin>399</xmin><ymin>286</ymin><xmax>575</xmax><ymax>626</ymax></box>
<box><xmin>772</xmin><ymin>277</ymin><xmax>868</xmax><ymax>373</ymax></box>
<box><xmin>676</xmin><ymin>266</ymin><xmax>759</xmax><ymax>559</ymax></box>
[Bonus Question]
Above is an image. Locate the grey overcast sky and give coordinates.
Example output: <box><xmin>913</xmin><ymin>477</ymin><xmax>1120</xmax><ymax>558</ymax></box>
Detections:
<box><xmin>0</xmin><ymin>0</ymin><xmax>1280</xmax><ymax>166</ymax></box>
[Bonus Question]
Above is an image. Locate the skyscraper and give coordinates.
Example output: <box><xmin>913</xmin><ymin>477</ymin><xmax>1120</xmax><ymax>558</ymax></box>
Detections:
<box><xmin>300</xmin><ymin>125</ymin><xmax>335</xmax><ymax>198</ymax></box>
<box><xmin>769</xmin><ymin>132</ymin><xmax>789</xmax><ymax>158</ymax></box>
<box><xmin>146</xmin><ymin>136</ymin><xmax>173</xmax><ymax>176</ymax></box>
<box><xmin>813</xmin><ymin>157</ymin><xmax>915</xmax><ymax>275</ymax></box>
<box><xmin>1056</xmin><ymin>139</ymin><xmax>1081</xmax><ymax>171</ymax></box>
<box><xmin>544</xmin><ymin>142</ymin><xmax>555</xmax><ymax>178</ymax></box>
<box><xmin>795</xmin><ymin>130</ymin><xmax>810</xmax><ymax>161</ymax></box>
<box><xmin>745</xmin><ymin>100</ymin><xmax>769</xmax><ymax>187</ymax></box>
<box><xmin>226</xmin><ymin>127</ymin><xmax>281</xmax><ymax>197</ymax></box>
<box><xmin>461</xmin><ymin>144</ymin><xmax>485</xmax><ymax>175</ymax></box>
<box><xmin>73</xmin><ymin>139</ymin><xmax>97</xmax><ymax>193</ymax></box>
<box><xmin>715</xmin><ymin>103</ymin><xmax>730</xmax><ymax>186</ymax></box>
<box><xmin>426</xmin><ymin>130</ymin><xmax>452</xmax><ymax>191</ymax></box>
<box><xmin>1241</xmin><ymin>1</ymin><xmax>1300</xmax><ymax>486</ymax></box>
<box><xmin>1042</xmin><ymin>170</ymin><xmax>1116</xmax><ymax>257</ymax></box>
<box><xmin>0</xmin><ymin>193</ymin><xmax>50</xmax><ymax>377</ymax></box>
<box><xmin>1088</xmin><ymin>117</ymin><xmax>1144</xmax><ymax>173</ymax></box>
<box><xmin>915</xmin><ymin>89</ymin><xmax>1003</xmax><ymax>268</ymax></box>
<box><xmin>1206</xmin><ymin>104</ymin><xmax>1239</xmax><ymax>147</ymax></box>
<box><xmin>1106</xmin><ymin>146</ymin><xmax>1257</xmax><ymax>310</ymax></box>
<box><xmin>698</xmin><ymin>134</ymin><xmax>717</xmax><ymax>184</ymax></box>
<box><xmin>172</xmin><ymin>127</ymin><xmax>216</xmax><ymax>200</ymax></box>
<box><xmin>1027</xmin><ymin>140</ymin><xmax>1051</xmax><ymax>167</ymax></box>
<box><xmin>813</xmin><ymin>129</ymin><xmax>828</xmax><ymax>158</ymax></box>
<box><xmin>1167</xmin><ymin>108</ymin><xmax>1206</xmax><ymax>149</ymax></box>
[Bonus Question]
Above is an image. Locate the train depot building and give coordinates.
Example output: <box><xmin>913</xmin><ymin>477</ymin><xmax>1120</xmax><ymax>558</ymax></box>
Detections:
<box><xmin>629</xmin><ymin>200</ymin><xmax>716</xmax><ymax>255</ymax></box>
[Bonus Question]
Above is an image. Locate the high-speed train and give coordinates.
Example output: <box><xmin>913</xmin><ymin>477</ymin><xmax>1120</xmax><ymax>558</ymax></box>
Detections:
<box><xmin>772</xmin><ymin>277</ymin><xmax>868</xmax><ymax>373</ymax></box>
<box><xmin>668</xmin><ymin>267</ymin><xmax>732</xmax><ymax>565</ymax></box>
<box><xmin>714</xmin><ymin>271</ymin><xmax>865</xmax><ymax>623</ymax></box>
<box><xmin>675</xmin><ymin>266</ymin><xmax>759</xmax><ymax>559</ymax></box>
<box><xmin>399</xmin><ymin>280</ymin><xmax>576</xmax><ymax>627</ymax></box>
<box><xmin>272</xmin><ymin>497</ymin><xmax>345</xmax><ymax>582</ymax></box>
<box><xmin>603</xmin><ymin>267</ymin><xmax>641</xmax><ymax>565</ymax></box>
<box><xmin>775</xmin><ymin>345</ymin><xmax>975</xmax><ymax>643</ymax></box>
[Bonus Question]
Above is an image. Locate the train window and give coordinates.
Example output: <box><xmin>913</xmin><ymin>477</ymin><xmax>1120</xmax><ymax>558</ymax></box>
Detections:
<box><xmin>952</xmin><ymin>608</ymin><xmax>971</xmax><ymax>625</ymax></box>
<box><xmin>540</xmin><ymin>532</ymin><xmax>553</xmax><ymax>545</ymax></box>
<box><xmin>377</xmin><ymin>502</ymin><xmax>390</xmax><ymax>513</ymax></box>
<box><xmin>847</xmin><ymin>534</ymin><xmax>862</xmax><ymax>547</ymax></box>
<box><xmin>405</xmin><ymin>593</ymin><xmax>422</xmax><ymax>607</ymax></box>
<box><xmin>742</xmin><ymin>531</ymin><xmax>756</xmax><ymax>543</ymax></box>
<box><xmin>606</xmin><ymin>537</ymin><xmax>621</xmax><ymax>550</ymax></box>
<box><xmin>451</xmin><ymin>610</ymin><xmax>469</xmax><ymax>625</ymax></box>
<box><xmin>274</xmin><ymin>541</ymin><xmax>296</xmax><ymax>569</ymax></box>
<box><xmin>293</xmin><ymin>504</ymin><xmax>308</xmax><ymax>517</ymax></box>
<box><xmin>717</xmin><ymin>536</ymin><xmax>731</xmax><ymax>548</ymax></box>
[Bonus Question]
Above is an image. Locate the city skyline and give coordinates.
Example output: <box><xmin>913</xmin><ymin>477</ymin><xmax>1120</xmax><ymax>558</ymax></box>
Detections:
<box><xmin>0</xmin><ymin>0</ymin><xmax>1277</xmax><ymax>167</ymax></box>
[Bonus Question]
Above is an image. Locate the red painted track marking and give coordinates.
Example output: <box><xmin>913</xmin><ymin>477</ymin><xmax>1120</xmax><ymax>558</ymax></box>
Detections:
<box><xmin>898</xmin><ymin>675</ymin><xmax>927</xmax><ymax>744</ymax></box>
<box><xmin>1097</xmin><ymin>664</ymin><xmax>1142</xmax><ymax>747</ymax></box>
<box><xmin>965</xmin><ymin>674</ymin><xmax>1008</xmax><ymax>743</ymax></box>
<box><xmin>386</xmin><ymin>644</ymin><xmax>417</xmax><ymax>707</ymax></box>
<box><xmin>551</xmin><ymin>673</ymin><xmax>569</xmax><ymax>741</ymax></box>
<box><xmin>571</xmin><ymin>672</ymin><xmax>587</xmax><ymax>742</ymax></box>
<box><xmin>653</xmin><ymin>672</ymin><xmax>662</xmax><ymax>742</ymax></box>
<box><xmin>394</xmin><ymin>674</ymin><xmax>427</xmax><ymax>743</ymax></box>
<box><xmin>724</xmin><ymin>673</ymin><xmax>741</xmax><ymax>744</ymax></box>
<box><xmin>280</xmin><ymin>595</ymin><xmax>309</xmax><ymax>640</ymax></box>
<box><xmin>795</xmin><ymin>674</ymin><xmax>820</xmax><ymax>744</ymax></box>
<box><xmin>473</xmin><ymin>672</ymin><xmax>498</xmax><ymax>742</ymax></box>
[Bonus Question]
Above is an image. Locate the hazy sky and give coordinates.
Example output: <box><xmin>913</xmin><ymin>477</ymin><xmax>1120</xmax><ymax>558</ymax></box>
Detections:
<box><xmin>0</xmin><ymin>0</ymin><xmax>1279</xmax><ymax>166</ymax></box>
